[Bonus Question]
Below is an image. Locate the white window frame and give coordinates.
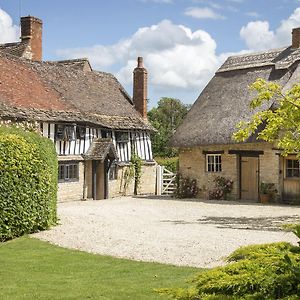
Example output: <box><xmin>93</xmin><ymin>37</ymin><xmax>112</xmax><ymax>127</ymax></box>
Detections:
<box><xmin>206</xmin><ymin>154</ymin><xmax>222</xmax><ymax>172</ymax></box>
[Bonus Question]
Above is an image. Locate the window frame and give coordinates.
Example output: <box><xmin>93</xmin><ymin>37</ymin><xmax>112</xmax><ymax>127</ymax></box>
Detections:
<box><xmin>285</xmin><ymin>159</ymin><xmax>300</xmax><ymax>178</ymax></box>
<box><xmin>108</xmin><ymin>163</ymin><xmax>118</xmax><ymax>181</ymax></box>
<box><xmin>58</xmin><ymin>162</ymin><xmax>79</xmax><ymax>182</ymax></box>
<box><xmin>206</xmin><ymin>154</ymin><xmax>222</xmax><ymax>173</ymax></box>
<box><xmin>55</xmin><ymin>124</ymin><xmax>76</xmax><ymax>141</ymax></box>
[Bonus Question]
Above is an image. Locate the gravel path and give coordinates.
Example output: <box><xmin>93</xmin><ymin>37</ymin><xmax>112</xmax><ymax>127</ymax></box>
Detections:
<box><xmin>32</xmin><ymin>197</ymin><xmax>300</xmax><ymax>268</ymax></box>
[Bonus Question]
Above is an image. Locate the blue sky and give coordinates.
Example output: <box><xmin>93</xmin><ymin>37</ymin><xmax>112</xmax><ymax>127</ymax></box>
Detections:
<box><xmin>1</xmin><ymin>0</ymin><xmax>300</xmax><ymax>107</ymax></box>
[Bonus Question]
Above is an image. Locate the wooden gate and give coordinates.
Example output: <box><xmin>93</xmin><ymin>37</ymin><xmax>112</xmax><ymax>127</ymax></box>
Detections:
<box><xmin>156</xmin><ymin>165</ymin><xmax>176</xmax><ymax>195</ymax></box>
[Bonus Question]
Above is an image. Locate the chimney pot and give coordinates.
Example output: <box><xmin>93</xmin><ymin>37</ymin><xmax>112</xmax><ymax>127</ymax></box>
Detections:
<box><xmin>292</xmin><ymin>27</ymin><xmax>300</xmax><ymax>49</ymax></box>
<box><xmin>20</xmin><ymin>16</ymin><xmax>43</xmax><ymax>61</ymax></box>
<box><xmin>137</xmin><ymin>57</ymin><xmax>143</xmax><ymax>68</ymax></box>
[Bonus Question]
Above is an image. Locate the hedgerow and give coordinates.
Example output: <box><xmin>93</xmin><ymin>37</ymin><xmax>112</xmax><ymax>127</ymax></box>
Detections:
<box><xmin>0</xmin><ymin>125</ymin><xmax>58</xmax><ymax>241</ymax></box>
<box><xmin>158</xmin><ymin>226</ymin><xmax>300</xmax><ymax>300</ymax></box>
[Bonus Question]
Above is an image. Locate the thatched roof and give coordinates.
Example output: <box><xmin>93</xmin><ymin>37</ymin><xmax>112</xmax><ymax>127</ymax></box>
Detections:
<box><xmin>171</xmin><ymin>46</ymin><xmax>300</xmax><ymax>147</ymax></box>
<box><xmin>0</xmin><ymin>51</ymin><xmax>152</xmax><ymax>131</ymax></box>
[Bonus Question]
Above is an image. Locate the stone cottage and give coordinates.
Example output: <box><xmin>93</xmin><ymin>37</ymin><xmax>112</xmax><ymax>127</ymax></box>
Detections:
<box><xmin>0</xmin><ymin>16</ymin><xmax>156</xmax><ymax>201</ymax></box>
<box><xmin>171</xmin><ymin>28</ymin><xmax>300</xmax><ymax>203</ymax></box>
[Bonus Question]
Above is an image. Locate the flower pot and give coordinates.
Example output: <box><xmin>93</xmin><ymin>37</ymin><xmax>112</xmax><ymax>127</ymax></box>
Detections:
<box><xmin>260</xmin><ymin>194</ymin><xmax>270</xmax><ymax>204</ymax></box>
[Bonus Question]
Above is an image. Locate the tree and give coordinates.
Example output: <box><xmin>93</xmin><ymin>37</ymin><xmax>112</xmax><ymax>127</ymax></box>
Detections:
<box><xmin>233</xmin><ymin>78</ymin><xmax>300</xmax><ymax>156</ymax></box>
<box><xmin>148</xmin><ymin>97</ymin><xmax>190</xmax><ymax>157</ymax></box>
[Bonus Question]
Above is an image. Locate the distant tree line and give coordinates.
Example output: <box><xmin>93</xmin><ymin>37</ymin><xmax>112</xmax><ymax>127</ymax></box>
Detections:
<box><xmin>148</xmin><ymin>97</ymin><xmax>190</xmax><ymax>158</ymax></box>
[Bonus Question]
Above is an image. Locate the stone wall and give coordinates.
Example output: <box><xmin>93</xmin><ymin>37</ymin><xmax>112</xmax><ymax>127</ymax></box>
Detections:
<box><xmin>58</xmin><ymin>160</ymin><xmax>84</xmax><ymax>202</ymax></box>
<box><xmin>108</xmin><ymin>162</ymin><xmax>157</xmax><ymax>197</ymax></box>
<box><xmin>179</xmin><ymin>143</ymin><xmax>280</xmax><ymax>200</ymax></box>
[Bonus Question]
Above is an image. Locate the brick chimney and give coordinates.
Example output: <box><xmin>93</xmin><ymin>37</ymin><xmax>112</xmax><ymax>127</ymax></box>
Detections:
<box><xmin>292</xmin><ymin>28</ymin><xmax>300</xmax><ymax>49</ymax></box>
<box><xmin>133</xmin><ymin>57</ymin><xmax>148</xmax><ymax>119</ymax></box>
<box><xmin>21</xmin><ymin>16</ymin><xmax>43</xmax><ymax>61</ymax></box>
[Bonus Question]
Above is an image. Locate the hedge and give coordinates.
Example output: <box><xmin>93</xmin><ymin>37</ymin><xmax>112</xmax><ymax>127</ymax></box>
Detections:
<box><xmin>0</xmin><ymin>125</ymin><xmax>58</xmax><ymax>241</ymax></box>
<box><xmin>155</xmin><ymin>157</ymin><xmax>178</xmax><ymax>173</ymax></box>
<box><xmin>158</xmin><ymin>235</ymin><xmax>300</xmax><ymax>299</ymax></box>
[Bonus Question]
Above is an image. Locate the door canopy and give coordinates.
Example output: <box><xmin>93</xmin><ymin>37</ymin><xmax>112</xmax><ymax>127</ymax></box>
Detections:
<box><xmin>83</xmin><ymin>138</ymin><xmax>118</xmax><ymax>162</ymax></box>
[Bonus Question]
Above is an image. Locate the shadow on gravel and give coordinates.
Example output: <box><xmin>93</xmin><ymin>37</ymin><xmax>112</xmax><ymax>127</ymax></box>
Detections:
<box><xmin>160</xmin><ymin>215</ymin><xmax>300</xmax><ymax>232</ymax></box>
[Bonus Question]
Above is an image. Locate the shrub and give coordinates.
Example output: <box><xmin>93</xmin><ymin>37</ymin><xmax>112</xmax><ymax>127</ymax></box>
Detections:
<box><xmin>0</xmin><ymin>126</ymin><xmax>58</xmax><ymax>241</ymax></box>
<box><xmin>209</xmin><ymin>176</ymin><xmax>233</xmax><ymax>200</ymax></box>
<box><xmin>155</xmin><ymin>156</ymin><xmax>178</xmax><ymax>173</ymax></box>
<box><xmin>158</xmin><ymin>231</ymin><xmax>300</xmax><ymax>300</ymax></box>
<box><xmin>176</xmin><ymin>174</ymin><xmax>199</xmax><ymax>198</ymax></box>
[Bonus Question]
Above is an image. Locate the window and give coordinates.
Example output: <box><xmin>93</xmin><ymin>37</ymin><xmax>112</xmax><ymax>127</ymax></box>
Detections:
<box><xmin>116</xmin><ymin>132</ymin><xmax>129</xmax><ymax>142</ymax></box>
<box><xmin>109</xmin><ymin>163</ymin><xmax>118</xmax><ymax>180</ymax></box>
<box><xmin>286</xmin><ymin>159</ymin><xmax>300</xmax><ymax>178</ymax></box>
<box><xmin>76</xmin><ymin>126</ymin><xmax>86</xmax><ymax>139</ymax></box>
<box><xmin>58</xmin><ymin>162</ymin><xmax>79</xmax><ymax>182</ymax></box>
<box><xmin>102</xmin><ymin>130</ymin><xmax>112</xmax><ymax>138</ymax></box>
<box><xmin>206</xmin><ymin>154</ymin><xmax>222</xmax><ymax>172</ymax></box>
<box><xmin>55</xmin><ymin>125</ymin><xmax>76</xmax><ymax>140</ymax></box>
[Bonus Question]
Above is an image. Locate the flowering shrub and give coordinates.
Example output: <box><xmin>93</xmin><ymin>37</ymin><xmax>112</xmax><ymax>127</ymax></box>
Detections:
<box><xmin>209</xmin><ymin>176</ymin><xmax>233</xmax><ymax>200</ymax></box>
<box><xmin>175</xmin><ymin>174</ymin><xmax>199</xmax><ymax>198</ymax></box>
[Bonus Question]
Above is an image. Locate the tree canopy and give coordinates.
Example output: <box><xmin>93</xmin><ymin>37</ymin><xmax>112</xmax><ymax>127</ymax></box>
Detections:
<box><xmin>148</xmin><ymin>97</ymin><xmax>190</xmax><ymax>157</ymax></box>
<box><xmin>233</xmin><ymin>78</ymin><xmax>300</xmax><ymax>156</ymax></box>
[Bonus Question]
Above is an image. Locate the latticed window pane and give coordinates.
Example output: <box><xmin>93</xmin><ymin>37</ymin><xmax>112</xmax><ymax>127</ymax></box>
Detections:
<box><xmin>58</xmin><ymin>163</ymin><xmax>79</xmax><ymax>182</ymax></box>
<box><xmin>286</xmin><ymin>159</ymin><xmax>300</xmax><ymax>178</ymax></box>
<box><xmin>206</xmin><ymin>154</ymin><xmax>222</xmax><ymax>173</ymax></box>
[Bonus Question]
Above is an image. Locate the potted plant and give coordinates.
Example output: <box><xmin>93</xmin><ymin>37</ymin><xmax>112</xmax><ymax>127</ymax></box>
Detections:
<box><xmin>259</xmin><ymin>182</ymin><xmax>277</xmax><ymax>203</ymax></box>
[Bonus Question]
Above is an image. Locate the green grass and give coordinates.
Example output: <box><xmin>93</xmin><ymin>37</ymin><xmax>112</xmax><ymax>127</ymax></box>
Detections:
<box><xmin>0</xmin><ymin>237</ymin><xmax>201</xmax><ymax>300</ymax></box>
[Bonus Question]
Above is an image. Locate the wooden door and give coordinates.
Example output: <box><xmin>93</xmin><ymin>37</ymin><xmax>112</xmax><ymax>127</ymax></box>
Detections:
<box><xmin>240</xmin><ymin>156</ymin><xmax>259</xmax><ymax>201</ymax></box>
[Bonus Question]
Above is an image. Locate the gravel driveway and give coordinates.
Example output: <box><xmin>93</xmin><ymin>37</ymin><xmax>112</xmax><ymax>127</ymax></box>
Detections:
<box><xmin>32</xmin><ymin>197</ymin><xmax>300</xmax><ymax>268</ymax></box>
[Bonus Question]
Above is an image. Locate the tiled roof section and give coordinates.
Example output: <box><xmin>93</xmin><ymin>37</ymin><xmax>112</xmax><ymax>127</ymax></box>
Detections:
<box><xmin>0</xmin><ymin>53</ymin><xmax>74</xmax><ymax>111</ymax></box>
<box><xmin>0</xmin><ymin>103</ymin><xmax>152</xmax><ymax>130</ymax></box>
<box><xmin>217</xmin><ymin>46</ymin><xmax>300</xmax><ymax>73</ymax></box>
<box><xmin>48</xmin><ymin>58</ymin><xmax>93</xmax><ymax>72</ymax></box>
<box><xmin>0</xmin><ymin>52</ymin><xmax>153</xmax><ymax>131</ymax></box>
<box><xmin>30</xmin><ymin>60</ymin><xmax>139</xmax><ymax>118</ymax></box>
<box><xmin>0</xmin><ymin>41</ymin><xmax>28</xmax><ymax>58</ymax></box>
<box><xmin>83</xmin><ymin>138</ymin><xmax>118</xmax><ymax>161</ymax></box>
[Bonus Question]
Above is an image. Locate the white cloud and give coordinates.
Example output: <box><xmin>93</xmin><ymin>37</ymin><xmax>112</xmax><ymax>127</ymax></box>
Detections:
<box><xmin>0</xmin><ymin>8</ymin><xmax>19</xmax><ymax>43</ymax></box>
<box><xmin>57</xmin><ymin>20</ymin><xmax>226</xmax><ymax>103</ymax></box>
<box><xmin>240</xmin><ymin>7</ymin><xmax>300</xmax><ymax>51</ymax></box>
<box><xmin>184</xmin><ymin>7</ymin><xmax>226</xmax><ymax>20</ymax></box>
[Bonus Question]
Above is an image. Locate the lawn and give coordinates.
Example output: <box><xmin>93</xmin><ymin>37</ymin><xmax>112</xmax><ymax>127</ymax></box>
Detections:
<box><xmin>0</xmin><ymin>237</ymin><xmax>201</xmax><ymax>300</ymax></box>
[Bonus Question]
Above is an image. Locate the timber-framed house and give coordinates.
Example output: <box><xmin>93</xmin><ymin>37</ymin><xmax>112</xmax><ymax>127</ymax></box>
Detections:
<box><xmin>0</xmin><ymin>16</ymin><xmax>156</xmax><ymax>201</ymax></box>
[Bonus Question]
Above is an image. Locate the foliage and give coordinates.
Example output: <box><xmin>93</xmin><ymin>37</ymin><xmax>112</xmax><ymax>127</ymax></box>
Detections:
<box><xmin>260</xmin><ymin>182</ymin><xmax>278</xmax><ymax>196</ymax></box>
<box><xmin>148</xmin><ymin>97</ymin><xmax>190</xmax><ymax>157</ymax></box>
<box><xmin>176</xmin><ymin>174</ymin><xmax>199</xmax><ymax>198</ymax></box>
<box><xmin>155</xmin><ymin>156</ymin><xmax>178</xmax><ymax>173</ymax></box>
<box><xmin>131</xmin><ymin>153</ymin><xmax>143</xmax><ymax>195</ymax></box>
<box><xmin>121</xmin><ymin>153</ymin><xmax>143</xmax><ymax>195</ymax></box>
<box><xmin>158</xmin><ymin>231</ymin><xmax>300</xmax><ymax>300</ymax></box>
<box><xmin>0</xmin><ymin>126</ymin><xmax>58</xmax><ymax>241</ymax></box>
<box><xmin>233</xmin><ymin>78</ymin><xmax>300</xmax><ymax>157</ymax></box>
<box><xmin>209</xmin><ymin>176</ymin><xmax>234</xmax><ymax>200</ymax></box>
<box><xmin>0</xmin><ymin>237</ymin><xmax>201</xmax><ymax>300</ymax></box>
